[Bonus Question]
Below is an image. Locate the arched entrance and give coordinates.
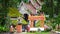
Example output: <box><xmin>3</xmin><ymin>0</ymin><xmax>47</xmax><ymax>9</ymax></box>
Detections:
<box><xmin>28</xmin><ymin>14</ymin><xmax>45</xmax><ymax>31</ymax></box>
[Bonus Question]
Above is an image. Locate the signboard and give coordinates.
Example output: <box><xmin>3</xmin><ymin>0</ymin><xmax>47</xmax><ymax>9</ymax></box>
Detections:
<box><xmin>28</xmin><ymin>16</ymin><xmax>45</xmax><ymax>20</ymax></box>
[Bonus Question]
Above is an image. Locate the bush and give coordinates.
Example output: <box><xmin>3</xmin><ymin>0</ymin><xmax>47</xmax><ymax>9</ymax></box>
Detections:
<box><xmin>0</xmin><ymin>26</ymin><xmax>9</xmax><ymax>32</ymax></box>
<box><xmin>44</xmin><ymin>27</ymin><xmax>52</xmax><ymax>32</ymax></box>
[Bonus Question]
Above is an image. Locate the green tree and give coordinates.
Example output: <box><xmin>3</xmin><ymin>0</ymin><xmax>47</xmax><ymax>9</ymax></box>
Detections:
<box><xmin>42</xmin><ymin>0</ymin><xmax>54</xmax><ymax>18</ymax></box>
<box><xmin>42</xmin><ymin>0</ymin><xmax>60</xmax><ymax>31</ymax></box>
<box><xmin>54</xmin><ymin>14</ymin><xmax>60</xmax><ymax>30</ymax></box>
<box><xmin>0</xmin><ymin>0</ymin><xmax>21</xmax><ymax>32</ymax></box>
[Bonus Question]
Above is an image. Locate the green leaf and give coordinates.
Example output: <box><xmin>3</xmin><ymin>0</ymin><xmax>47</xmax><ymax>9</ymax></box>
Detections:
<box><xmin>8</xmin><ymin>7</ymin><xmax>22</xmax><ymax>17</ymax></box>
<box><xmin>22</xmin><ymin>19</ymin><xmax>28</xmax><ymax>24</ymax></box>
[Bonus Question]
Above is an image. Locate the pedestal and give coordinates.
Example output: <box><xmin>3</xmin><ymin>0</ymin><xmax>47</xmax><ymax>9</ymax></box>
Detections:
<box><xmin>16</xmin><ymin>24</ymin><xmax>22</xmax><ymax>33</ymax></box>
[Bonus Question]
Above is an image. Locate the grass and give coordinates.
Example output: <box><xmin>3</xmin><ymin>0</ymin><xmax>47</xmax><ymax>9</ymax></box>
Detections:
<box><xmin>40</xmin><ymin>32</ymin><xmax>50</xmax><ymax>34</ymax></box>
<box><xmin>27</xmin><ymin>31</ymin><xmax>50</xmax><ymax>34</ymax></box>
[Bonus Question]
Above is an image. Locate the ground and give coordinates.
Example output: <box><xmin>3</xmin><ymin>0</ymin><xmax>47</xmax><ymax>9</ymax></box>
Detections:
<box><xmin>14</xmin><ymin>32</ymin><xmax>50</xmax><ymax>34</ymax></box>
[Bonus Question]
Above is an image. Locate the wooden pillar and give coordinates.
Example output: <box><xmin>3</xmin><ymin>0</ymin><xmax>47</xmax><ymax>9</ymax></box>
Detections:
<box><xmin>40</xmin><ymin>20</ymin><xmax>44</xmax><ymax>28</ymax></box>
<box><xmin>40</xmin><ymin>13</ymin><xmax>45</xmax><ymax>28</ymax></box>
<box><xmin>30</xmin><ymin>20</ymin><xmax>34</xmax><ymax>28</ymax></box>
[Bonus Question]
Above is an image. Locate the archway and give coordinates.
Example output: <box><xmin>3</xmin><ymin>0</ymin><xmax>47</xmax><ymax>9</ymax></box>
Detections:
<box><xmin>28</xmin><ymin>14</ymin><xmax>45</xmax><ymax>31</ymax></box>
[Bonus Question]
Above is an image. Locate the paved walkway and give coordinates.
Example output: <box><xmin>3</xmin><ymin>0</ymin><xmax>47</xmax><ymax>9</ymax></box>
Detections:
<box><xmin>14</xmin><ymin>32</ymin><xmax>27</xmax><ymax>34</ymax></box>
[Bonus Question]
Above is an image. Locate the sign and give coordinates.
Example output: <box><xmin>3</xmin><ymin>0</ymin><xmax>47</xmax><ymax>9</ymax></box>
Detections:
<box><xmin>28</xmin><ymin>16</ymin><xmax>45</xmax><ymax>20</ymax></box>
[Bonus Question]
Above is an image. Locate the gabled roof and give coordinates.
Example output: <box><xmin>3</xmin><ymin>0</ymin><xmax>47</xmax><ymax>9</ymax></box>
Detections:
<box><xmin>30</xmin><ymin>0</ymin><xmax>41</xmax><ymax>9</ymax></box>
<box><xmin>18</xmin><ymin>1</ymin><xmax>29</xmax><ymax>14</ymax></box>
<box><xmin>19</xmin><ymin>0</ymin><xmax>43</xmax><ymax>14</ymax></box>
<box><xmin>24</xmin><ymin>3</ymin><xmax>37</xmax><ymax>14</ymax></box>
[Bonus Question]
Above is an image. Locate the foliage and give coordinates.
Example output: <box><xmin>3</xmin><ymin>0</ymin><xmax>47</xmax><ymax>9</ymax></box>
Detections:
<box><xmin>44</xmin><ymin>15</ymin><xmax>60</xmax><ymax>31</ymax></box>
<box><xmin>35</xmin><ymin>20</ymin><xmax>41</xmax><ymax>27</ymax></box>
<box><xmin>44</xmin><ymin>27</ymin><xmax>52</xmax><ymax>32</ymax></box>
<box><xmin>0</xmin><ymin>0</ymin><xmax>21</xmax><ymax>32</ymax></box>
<box><xmin>8</xmin><ymin>0</ymin><xmax>21</xmax><ymax>8</ymax></box>
<box><xmin>8</xmin><ymin>7</ymin><xmax>22</xmax><ymax>17</ymax></box>
<box><xmin>53</xmin><ymin>14</ymin><xmax>60</xmax><ymax>30</ymax></box>
<box><xmin>42</xmin><ymin>0</ymin><xmax>60</xmax><ymax>31</ymax></box>
<box><xmin>55</xmin><ymin>14</ymin><xmax>60</xmax><ymax>24</ymax></box>
<box><xmin>42</xmin><ymin>1</ymin><xmax>52</xmax><ymax>17</ymax></box>
<box><xmin>23</xmin><ymin>0</ymin><xmax>29</xmax><ymax>3</ymax></box>
<box><xmin>0</xmin><ymin>26</ymin><xmax>9</xmax><ymax>32</ymax></box>
<box><xmin>22</xmin><ymin>19</ymin><xmax>28</xmax><ymax>24</ymax></box>
<box><xmin>42</xmin><ymin>0</ymin><xmax>58</xmax><ymax>18</ymax></box>
<box><xmin>11</xmin><ymin>20</ymin><xmax>18</xmax><ymax>25</ymax></box>
<box><xmin>11</xmin><ymin>19</ymin><xmax>28</xmax><ymax>25</ymax></box>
